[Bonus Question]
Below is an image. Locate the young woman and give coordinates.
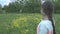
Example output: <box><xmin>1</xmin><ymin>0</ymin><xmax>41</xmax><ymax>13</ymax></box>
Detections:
<box><xmin>37</xmin><ymin>1</ymin><xmax>56</xmax><ymax>34</ymax></box>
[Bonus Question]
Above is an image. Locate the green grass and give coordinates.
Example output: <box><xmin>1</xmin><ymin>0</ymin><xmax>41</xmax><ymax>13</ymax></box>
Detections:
<box><xmin>0</xmin><ymin>13</ymin><xmax>60</xmax><ymax>34</ymax></box>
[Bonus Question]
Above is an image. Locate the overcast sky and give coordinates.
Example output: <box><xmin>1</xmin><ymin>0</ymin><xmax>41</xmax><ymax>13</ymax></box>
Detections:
<box><xmin>0</xmin><ymin>0</ymin><xmax>16</xmax><ymax>6</ymax></box>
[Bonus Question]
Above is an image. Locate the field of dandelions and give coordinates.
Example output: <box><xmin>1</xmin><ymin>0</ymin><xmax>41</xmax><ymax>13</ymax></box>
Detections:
<box><xmin>0</xmin><ymin>13</ymin><xmax>60</xmax><ymax>34</ymax></box>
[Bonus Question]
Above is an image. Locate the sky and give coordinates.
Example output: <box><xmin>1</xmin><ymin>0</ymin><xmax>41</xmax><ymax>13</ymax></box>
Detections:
<box><xmin>0</xmin><ymin>0</ymin><xmax>15</xmax><ymax>6</ymax></box>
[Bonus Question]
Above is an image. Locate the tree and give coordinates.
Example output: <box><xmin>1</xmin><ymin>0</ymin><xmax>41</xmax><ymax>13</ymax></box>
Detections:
<box><xmin>0</xmin><ymin>4</ymin><xmax>2</xmax><ymax>13</ymax></box>
<box><xmin>54</xmin><ymin>0</ymin><xmax>60</xmax><ymax>13</ymax></box>
<box><xmin>23</xmin><ymin>0</ymin><xmax>41</xmax><ymax>13</ymax></box>
<box><xmin>0</xmin><ymin>4</ymin><xmax>2</xmax><ymax>10</ymax></box>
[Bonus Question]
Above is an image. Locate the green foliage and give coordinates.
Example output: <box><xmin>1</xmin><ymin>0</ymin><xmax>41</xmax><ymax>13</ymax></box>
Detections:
<box><xmin>0</xmin><ymin>13</ymin><xmax>60</xmax><ymax>34</ymax></box>
<box><xmin>1</xmin><ymin>0</ymin><xmax>60</xmax><ymax>13</ymax></box>
<box><xmin>0</xmin><ymin>13</ymin><xmax>42</xmax><ymax>34</ymax></box>
<box><xmin>0</xmin><ymin>4</ymin><xmax>2</xmax><ymax>13</ymax></box>
<box><xmin>3</xmin><ymin>0</ymin><xmax>41</xmax><ymax>13</ymax></box>
<box><xmin>54</xmin><ymin>0</ymin><xmax>60</xmax><ymax>13</ymax></box>
<box><xmin>23</xmin><ymin>0</ymin><xmax>41</xmax><ymax>13</ymax></box>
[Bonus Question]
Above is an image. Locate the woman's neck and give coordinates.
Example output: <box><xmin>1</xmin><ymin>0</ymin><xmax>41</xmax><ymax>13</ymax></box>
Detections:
<box><xmin>43</xmin><ymin>15</ymin><xmax>49</xmax><ymax>20</ymax></box>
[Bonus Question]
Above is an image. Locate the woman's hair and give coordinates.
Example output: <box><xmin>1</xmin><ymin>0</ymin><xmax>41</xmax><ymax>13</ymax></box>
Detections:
<box><xmin>42</xmin><ymin>1</ymin><xmax>56</xmax><ymax>34</ymax></box>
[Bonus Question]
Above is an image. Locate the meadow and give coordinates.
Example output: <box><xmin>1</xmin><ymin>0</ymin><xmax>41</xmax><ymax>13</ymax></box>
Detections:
<box><xmin>0</xmin><ymin>13</ymin><xmax>60</xmax><ymax>34</ymax></box>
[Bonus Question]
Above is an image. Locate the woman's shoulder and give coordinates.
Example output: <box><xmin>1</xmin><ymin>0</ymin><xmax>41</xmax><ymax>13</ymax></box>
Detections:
<box><xmin>40</xmin><ymin>20</ymin><xmax>52</xmax><ymax>25</ymax></box>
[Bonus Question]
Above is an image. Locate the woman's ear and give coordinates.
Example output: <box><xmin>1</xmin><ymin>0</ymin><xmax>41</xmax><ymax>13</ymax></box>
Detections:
<box><xmin>41</xmin><ymin>8</ymin><xmax>44</xmax><ymax>15</ymax></box>
<box><xmin>41</xmin><ymin>8</ymin><xmax>43</xmax><ymax>14</ymax></box>
<box><xmin>41</xmin><ymin>8</ymin><xmax>46</xmax><ymax>16</ymax></box>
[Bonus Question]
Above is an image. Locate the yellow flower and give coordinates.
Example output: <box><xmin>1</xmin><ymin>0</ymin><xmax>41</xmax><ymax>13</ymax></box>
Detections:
<box><xmin>12</xmin><ymin>17</ymin><xmax>27</xmax><ymax>27</ymax></box>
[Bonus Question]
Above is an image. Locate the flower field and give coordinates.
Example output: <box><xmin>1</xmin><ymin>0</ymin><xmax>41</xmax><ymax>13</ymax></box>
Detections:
<box><xmin>0</xmin><ymin>13</ymin><xmax>60</xmax><ymax>34</ymax></box>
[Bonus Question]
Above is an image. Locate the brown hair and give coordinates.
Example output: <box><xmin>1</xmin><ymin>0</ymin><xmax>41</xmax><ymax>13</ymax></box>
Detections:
<box><xmin>42</xmin><ymin>1</ymin><xmax>56</xmax><ymax>34</ymax></box>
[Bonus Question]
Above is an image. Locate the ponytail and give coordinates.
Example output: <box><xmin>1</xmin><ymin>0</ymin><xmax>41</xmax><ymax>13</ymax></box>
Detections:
<box><xmin>48</xmin><ymin>15</ymin><xmax>56</xmax><ymax>34</ymax></box>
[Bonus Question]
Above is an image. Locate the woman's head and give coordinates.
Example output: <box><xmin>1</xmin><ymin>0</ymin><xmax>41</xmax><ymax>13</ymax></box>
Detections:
<box><xmin>41</xmin><ymin>1</ymin><xmax>54</xmax><ymax>17</ymax></box>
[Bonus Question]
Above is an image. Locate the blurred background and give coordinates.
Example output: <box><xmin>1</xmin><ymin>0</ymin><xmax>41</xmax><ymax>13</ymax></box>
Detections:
<box><xmin>0</xmin><ymin>0</ymin><xmax>60</xmax><ymax>34</ymax></box>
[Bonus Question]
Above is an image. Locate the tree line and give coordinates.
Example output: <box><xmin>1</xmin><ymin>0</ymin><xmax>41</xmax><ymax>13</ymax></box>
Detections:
<box><xmin>0</xmin><ymin>0</ymin><xmax>60</xmax><ymax>13</ymax></box>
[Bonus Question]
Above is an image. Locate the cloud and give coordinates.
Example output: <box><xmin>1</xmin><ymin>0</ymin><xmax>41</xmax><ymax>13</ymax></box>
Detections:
<box><xmin>0</xmin><ymin>0</ymin><xmax>11</xmax><ymax>6</ymax></box>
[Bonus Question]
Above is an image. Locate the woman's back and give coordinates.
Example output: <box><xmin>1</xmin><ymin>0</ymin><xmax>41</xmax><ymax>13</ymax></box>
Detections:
<box><xmin>37</xmin><ymin>20</ymin><xmax>53</xmax><ymax>34</ymax></box>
